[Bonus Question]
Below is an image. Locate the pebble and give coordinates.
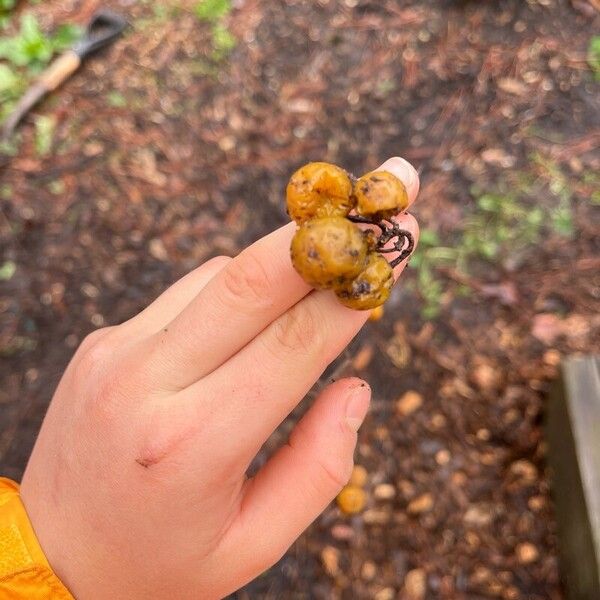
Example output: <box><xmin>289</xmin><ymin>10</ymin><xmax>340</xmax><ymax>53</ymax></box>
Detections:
<box><xmin>407</xmin><ymin>493</ymin><xmax>434</xmax><ymax>515</ymax></box>
<box><xmin>451</xmin><ymin>471</ymin><xmax>467</xmax><ymax>486</ymax></box>
<box><xmin>464</xmin><ymin>504</ymin><xmax>493</xmax><ymax>527</ymax></box>
<box><xmin>363</xmin><ymin>509</ymin><xmax>391</xmax><ymax>524</ymax></box>
<box><xmin>435</xmin><ymin>449</ymin><xmax>451</xmax><ymax>465</ymax></box>
<box><xmin>471</xmin><ymin>362</ymin><xmax>502</xmax><ymax>391</ymax></box>
<box><xmin>528</xmin><ymin>495</ymin><xmax>546</xmax><ymax>511</ymax></box>
<box><xmin>516</xmin><ymin>542</ymin><xmax>539</xmax><ymax>564</ymax></box>
<box><xmin>374</xmin><ymin>483</ymin><xmax>396</xmax><ymax>500</ymax></box>
<box><xmin>374</xmin><ymin>587</ymin><xmax>395</xmax><ymax>600</ymax></box>
<box><xmin>352</xmin><ymin>344</ymin><xmax>374</xmax><ymax>371</ymax></box>
<box><xmin>149</xmin><ymin>238</ymin><xmax>168</xmax><ymax>261</ymax></box>
<box><xmin>396</xmin><ymin>391</ymin><xmax>423</xmax><ymax>416</ymax></box>
<box><xmin>403</xmin><ymin>568</ymin><xmax>427</xmax><ymax>599</ymax></box>
<box><xmin>543</xmin><ymin>349</ymin><xmax>561</xmax><ymax>366</ymax></box>
<box><xmin>330</xmin><ymin>524</ymin><xmax>355</xmax><ymax>541</ymax></box>
<box><xmin>430</xmin><ymin>413</ymin><xmax>447</xmax><ymax>429</ymax></box>
<box><xmin>361</xmin><ymin>561</ymin><xmax>376</xmax><ymax>581</ymax></box>
<box><xmin>321</xmin><ymin>546</ymin><xmax>340</xmax><ymax>577</ymax></box>
<box><xmin>510</xmin><ymin>459</ymin><xmax>538</xmax><ymax>483</ymax></box>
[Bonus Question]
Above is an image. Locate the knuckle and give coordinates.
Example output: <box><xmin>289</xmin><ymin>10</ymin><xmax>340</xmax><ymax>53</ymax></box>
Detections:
<box><xmin>73</xmin><ymin>327</ymin><xmax>116</xmax><ymax>380</ymax></box>
<box><xmin>221</xmin><ymin>251</ymin><xmax>272</xmax><ymax>308</ymax></box>
<box><xmin>270</xmin><ymin>302</ymin><xmax>324</xmax><ymax>356</ymax></box>
<box><xmin>289</xmin><ymin>420</ymin><xmax>352</xmax><ymax>492</ymax></box>
<box><xmin>315</xmin><ymin>456</ymin><xmax>352</xmax><ymax>491</ymax></box>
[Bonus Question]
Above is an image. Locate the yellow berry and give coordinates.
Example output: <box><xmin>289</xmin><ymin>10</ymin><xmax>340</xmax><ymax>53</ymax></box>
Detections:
<box><xmin>291</xmin><ymin>217</ymin><xmax>368</xmax><ymax>289</ymax></box>
<box><xmin>335</xmin><ymin>253</ymin><xmax>394</xmax><ymax>310</ymax></box>
<box><xmin>349</xmin><ymin>464</ymin><xmax>368</xmax><ymax>487</ymax></box>
<box><xmin>354</xmin><ymin>170</ymin><xmax>409</xmax><ymax>220</ymax></box>
<box><xmin>368</xmin><ymin>305</ymin><xmax>385</xmax><ymax>322</ymax></box>
<box><xmin>286</xmin><ymin>162</ymin><xmax>354</xmax><ymax>223</ymax></box>
<box><xmin>336</xmin><ymin>485</ymin><xmax>367</xmax><ymax>514</ymax></box>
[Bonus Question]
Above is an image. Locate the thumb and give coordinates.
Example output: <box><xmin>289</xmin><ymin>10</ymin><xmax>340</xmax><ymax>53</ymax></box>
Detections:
<box><xmin>215</xmin><ymin>378</ymin><xmax>370</xmax><ymax>581</ymax></box>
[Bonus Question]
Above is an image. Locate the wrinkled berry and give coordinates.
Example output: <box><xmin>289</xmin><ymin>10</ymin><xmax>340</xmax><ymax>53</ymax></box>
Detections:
<box><xmin>291</xmin><ymin>217</ymin><xmax>368</xmax><ymax>288</ymax></box>
<box><xmin>354</xmin><ymin>170</ymin><xmax>409</xmax><ymax>220</ymax></box>
<box><xmin>335</xmin><ymin>253</ymin><xmax>394</xmax><ymax>310</ymax></box>
<box><xmin>286</xmin><ymin>162</ymin><xmax>354</xmax><ymax>223</ymax></box>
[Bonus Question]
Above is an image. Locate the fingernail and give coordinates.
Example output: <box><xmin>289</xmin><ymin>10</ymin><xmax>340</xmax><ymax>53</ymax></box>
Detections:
<box><xmin>345</xmin><ymin>384</ymin><xmax>371</xmax><ymax>432</ymax></box>
<box><xmin>382</xmin><ymin>157</ymin><xmax>417</xmax><ymax>189</ymax></box>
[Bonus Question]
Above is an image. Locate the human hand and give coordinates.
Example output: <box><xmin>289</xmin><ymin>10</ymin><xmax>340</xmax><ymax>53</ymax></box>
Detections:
<box><xmin>20</xmin><ymin>157</ymin><xmax>420</xmax><ymax>599</ymax></box>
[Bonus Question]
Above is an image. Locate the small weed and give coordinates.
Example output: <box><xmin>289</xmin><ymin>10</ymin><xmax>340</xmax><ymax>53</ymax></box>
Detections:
<box><xmin>409</xmin><ymin>229</ymin><xmax>455</xmax><ymax>320</ymax></box>
<box><xmin>34</xmin><ymin>114</ymin><xmax>56</xmax><ymax>156</ymax></box>
<box><xmin>0</xmin><ymin>13</ymin><xmax>80</xmax><ymax>68</ymax></box>
<box><xmin>0</xmin><ymin>12</ymin><xmax>82</xmax><ymax>131</ymax></box>
<box><xmin>211</xmin><ymin>23</ymin><xmax>236</xmax><ymax>59</ymax></box>
<box><xmin>0</xmin><ymin>184</ymin><xmax>12</xmax><ymax>199</ymax></box>
<box><xmin>0</xmin><ymin>0</ymin><xmax>15</xmax><ymax>28</ymax></box>
<box><xmin>107</xmin><ymin>91</ymin><xmax>127</xmax><ymax>107</ymax></box>
<box><xmin>588</xmin><ymin>35</ymin><xmax>600</xmax><ymax>80</ymax></box>
<box><xmin>48</xmin><ymin>179</ymin><xmax>65</xmax><ymax>195</ymax></box>
<box><xmin>194</xmin><ymin>0</ymin><xmax>231</xmax><ymax>22</ymax></box>
<box><xmin>0</xmin><ymin>260</ymin><xmax>16</xmax><ymax>281</ymax></box>
<box><xmin>409</xmin><ymin>157</ymin><xmax>577</xmax><ymax>319</ymax></box>
<box><xmin>194</xmin><ymin>0</ymin><xmax>236</xmax><ymax>61</ymax></box>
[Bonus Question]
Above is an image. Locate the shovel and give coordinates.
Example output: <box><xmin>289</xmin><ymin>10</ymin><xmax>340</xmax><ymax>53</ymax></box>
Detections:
<box><xmin>1</xmin><ymin>9</ymin><xmax>128</xmax><ymax>141</ymax></box>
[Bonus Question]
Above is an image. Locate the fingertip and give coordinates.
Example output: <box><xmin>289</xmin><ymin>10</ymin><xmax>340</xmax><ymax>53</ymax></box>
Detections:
<box><xmin>393</xmin><ymin>211</ymin><xmax>420</xmax><ymax>246</ymax></box>
<box><xmin>377</xmin><ymin>156</ymin><xmax>420</xmax><ymax>205</ymax></box>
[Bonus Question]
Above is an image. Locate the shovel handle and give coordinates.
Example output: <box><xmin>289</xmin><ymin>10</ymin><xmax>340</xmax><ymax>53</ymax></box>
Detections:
<box><xmin>39</xmin><ymin>51</ymin><xmax>81</xmax><ymax>91</ymax></box>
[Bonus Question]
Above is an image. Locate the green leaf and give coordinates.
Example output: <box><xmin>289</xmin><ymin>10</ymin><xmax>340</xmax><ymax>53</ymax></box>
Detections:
<box><xmin>551</xmin><ymin>200</ymin><xmax>574</xmax><ymax>237</ymax></box>
<box><xmin>212</xmin><ymin>23</ymin><xmax>236</xmax><ymax>54</ymax></box>
<box><xmin>51</xmin><ymin>23</ymin><xmax>82</xmax><ymax>51</ymax></box>
<box><xmin>107</xmin><ymin>91</ymin><xmax>127</xmax><ymax>107</ymax></box>
<box><xmin>34</xmin><ymin>114</ymin><xmax>56</xmax><ymax>157</ymax></box>
<box><xmin>0</xmin><ymin>63</ymin><xmax>18</xmax><ymax>94</ymax></box>
<box><xmin>0</xmin><ymin>0</ymin><xmax>15</xmax><ymax>14</ymax></box>
<box><xmin>588</xmin><ymin>35</ymin><xmax>600</xmax><ymax>80</ymax></box>
<box><xmin>0</xmin><ymin>260</ymin><xmax>16</xmax><ymax>281</ymax></box>
<box><xmin>418</xmin><ymin>228</ymin><xmax>440</xmax><ymax>247</ymax></box>
<box><xmin>194</xmin><ymin>0</ymin><xmax>231</xmax><ymax>22</ymax></box>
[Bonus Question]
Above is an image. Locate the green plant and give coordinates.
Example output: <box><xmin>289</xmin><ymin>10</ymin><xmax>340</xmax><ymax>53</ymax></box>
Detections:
<box><xmin>0</xmin><ymin>260</ymin><xmax>16</xmax><ymax>281</ymax></box>
<box><xmin>0</xmin><ymin>0</ymin><xmax>15</xmax><ymax>28</ymax></box>
<box><xmin>211</xmin><ymin>23</ymin><xmax>236</xmax><ymax>59</ymax></box>
<box><xmin>0</xmin><ymin>12</ymin><xmax>81</xmax><ymax>130</ymax></box>
<box><xmin>194</xmin><ymin>0</ymin><xmax>231</xmax><ymax>22</ymax></box>
<box><xmin>588</xmin><ymin>35</ymin><xmax>600</xmax><ymax>80</ymax></box>
<box><xmin>34</xmin><ymin>114</ymin><xmax>55</xmax><ymax>156</ymax></box>
<box><xmin>409</xmin><ymin>171</ymin><xmax>575</xmax><ymax>320</ymax></box>
<box><xmin>107</xmin><ymin>91</ymin><xmax>127</xmax><ymax>107</ymax></box>
<box><xmin>459</xmin><ymin>191</ymin><xmax>544</xmax><ymax>265</ymax></box>
<box><xmin>0</xmin><ymin>14</ymin><xmax>80</xmax><ymax>68</ymax></box>
<box><xmin>194</xmin><ymin>0</ymin><xmax>236</xmax><ymax>61</ymax></box>
<box><xmin>409</xmin><ymin>229</ymin><xmax>455</xmax><ymax>319</ymax></box>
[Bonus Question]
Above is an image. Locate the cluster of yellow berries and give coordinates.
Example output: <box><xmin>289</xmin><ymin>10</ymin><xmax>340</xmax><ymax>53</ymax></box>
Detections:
<box><xmin>287</xmin><ymin>162</ymin><xmax>410</xmax><ymax>310</ymax></box>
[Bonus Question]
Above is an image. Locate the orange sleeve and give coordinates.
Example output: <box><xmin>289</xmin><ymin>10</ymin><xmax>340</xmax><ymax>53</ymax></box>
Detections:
<box><xmin>0</xmin><ymin>477</ymin><xmax>74</xmax><ymax>599</ymax></box>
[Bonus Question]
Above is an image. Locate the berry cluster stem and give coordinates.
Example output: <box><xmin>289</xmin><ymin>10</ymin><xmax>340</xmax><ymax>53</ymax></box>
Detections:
<box><xmin>347</xmin><ymin>215</ymin><xmax>414</xmax><ymax>268</ymax></box>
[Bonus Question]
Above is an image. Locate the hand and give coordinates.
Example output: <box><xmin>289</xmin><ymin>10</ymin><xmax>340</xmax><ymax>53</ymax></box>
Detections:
<box><xmin>20</xmin><ymin>157</ymin><xmax>420</xmax><ymax>599</ymax></box>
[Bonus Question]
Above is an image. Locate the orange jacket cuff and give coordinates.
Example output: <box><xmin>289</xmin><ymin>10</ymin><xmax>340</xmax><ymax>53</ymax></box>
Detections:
<box><xmin>0</xmin><ymin>477</ymin><xmax>74</xmax><ymax>599</ymax></box>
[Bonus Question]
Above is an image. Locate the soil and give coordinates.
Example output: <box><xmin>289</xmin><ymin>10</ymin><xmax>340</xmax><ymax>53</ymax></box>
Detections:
<box><xmin>1</xmin><ymin>1</ymin><xmax>599</xmax><ymax>598</ymax></box>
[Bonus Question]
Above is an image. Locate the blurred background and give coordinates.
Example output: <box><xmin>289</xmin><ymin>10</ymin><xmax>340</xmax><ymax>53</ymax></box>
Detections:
<box><xmin>1</xmin><ymin>1</ymin><xmax>599</xmax><ymax>598</ymax></box>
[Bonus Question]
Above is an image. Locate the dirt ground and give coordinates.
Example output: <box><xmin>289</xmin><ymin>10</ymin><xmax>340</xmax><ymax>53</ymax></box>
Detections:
<box><xmin>1</xmin><ymin>0</ymin><xmax>599</xmax><ymax>598</ymax></box>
